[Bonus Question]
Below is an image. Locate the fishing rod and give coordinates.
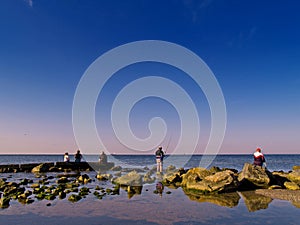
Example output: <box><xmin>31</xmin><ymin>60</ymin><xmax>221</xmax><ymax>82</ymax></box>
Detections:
<box><xmin>165</xmin><ymin>134</ymin><xmax>172</xmax><ymax>155</ymax></box>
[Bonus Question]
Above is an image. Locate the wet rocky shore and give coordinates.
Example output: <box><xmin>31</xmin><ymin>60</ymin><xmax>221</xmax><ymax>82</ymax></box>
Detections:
<box><xmin>1</xmin><ymin>161</ymin><xmax>300</xmax><ymax>211</ymax></box>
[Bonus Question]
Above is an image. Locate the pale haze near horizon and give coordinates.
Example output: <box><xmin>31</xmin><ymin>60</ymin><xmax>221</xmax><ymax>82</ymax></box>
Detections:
<box><xmin>0</xmin><ymin>1</ymin><xmax>300</xmax><ymax>155</ymax></box>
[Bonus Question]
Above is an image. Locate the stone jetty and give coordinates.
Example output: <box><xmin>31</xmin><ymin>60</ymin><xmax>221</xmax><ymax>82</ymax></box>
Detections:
<box><xmin>0</xmin><ymin>161</ymin><xmax>115</xmax><ymax>173</ymax></box>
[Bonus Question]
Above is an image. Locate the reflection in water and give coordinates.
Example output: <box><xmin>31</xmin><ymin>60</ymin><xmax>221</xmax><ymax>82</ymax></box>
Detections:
<box><xmin>155</xmin><ymin>182</ymin><xmax>164</xmax><ymax>197</ymax></box>
<box><xmin>183</xmin><ymin>189</ymin><xmax>240</xmax><ymax>208</ymax></box>
<box><xmin>120</xmin><ymin>185</ymin><xmax>143</xmax><ymax>199</ymax></box>
<box><xmin>1</xmin><ymin>183</ymin><xmax>300</xmax><ymax>225</ymax></box>
<box><xmin>239</xmin><ymin>191</ymin><xmax>273</xmax><ymax>212</ymax></box>
<box><xmin>292</xmin><ymin>201</ymin><xmax>300</xmax><ymax>208</ymax></box>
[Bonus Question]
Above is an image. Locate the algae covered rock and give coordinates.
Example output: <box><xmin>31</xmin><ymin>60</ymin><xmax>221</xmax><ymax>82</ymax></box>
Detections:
<box><xmin>181</xmin><ymin>167</ymin><xmax>213</xmax><ymax>187</ymax></box>
<box><xmin>163</xmin><ymin>172</ymin><xmax>182</xmax><ymax>184</ymax></box>
<box><xmin>113</xmin><ymin>171</ymin><xmax>142</xmax><ymax>186</ymax></box>
<box><xmin>77</xmin><ymin>174</ymin><xmax>91</xmax><ymax>183</ymax></box>
<box><xmin>96</xmin><ymin>173</ymin><xmax>112</xmax><ymax>181</ymax></box>
<box><xmin>203</xmin><ymin>170</ymin><xmax>239</xmax><ymax>192</ymax></box>
<box><xmin>31</xmin><ymin>164</ymin><xmax>50</xmax><ymax>173</ymax></box>
<box><xmin>284</xmin><ymin>181</ymin><xmax>300</xmax><ymax>190</ymax></box>
<box><xmin>68</xmin><ymin>194</ymin><xmax>82</xmax><ymax>202</ymax></box>
<box><xmin>184</xmin><ymin>170</ymin><xmax>239</xmax><ymax>193</ymax></box>
<box><xmin>165</xmin><ymin>165</ymin><xmax>177</xmax><ymax>173</ymax></box>
<box><xmin>56</xmin><ymin>177</ymin><xmax>69</xmax><ymax>184</ymax></box>
<box><xmin>287</xmin><ymin>170</ymin><xmax>300</xmax><ymax>184</ymax></box>
<box><xmin>238</xmin><ymin>163</ymin><xmax>271</xmax><ymax>189</ymax></box>
<box><xmin>143</xmin><ymin>172</ymin><xmax>155</xmax><ymax>184</ymax></box>
<box><xmin>292</xmin><ymin>165</ymin><xmax>300</xmax><ymax>171</ymax></box>
<box><xmin>0</xmin><ymin>197</ymin><xmax>10</xmax><ymax>208</ymax></box>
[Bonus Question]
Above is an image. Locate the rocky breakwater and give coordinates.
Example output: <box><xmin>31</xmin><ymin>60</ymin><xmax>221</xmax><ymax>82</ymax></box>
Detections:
<box><xmin>162</xmin><ymin>163</ymin><xmax>300</xmax><ymax>210</ymax></box>
<box><xmin>1</xmin><ymin>162</ymin><xmax>300</xmax><ymax>210</ymax></box>
<box><xmin>0</xmin><ymin>161</ymin><xmax>115</xmax><ymax>174</ymax></box>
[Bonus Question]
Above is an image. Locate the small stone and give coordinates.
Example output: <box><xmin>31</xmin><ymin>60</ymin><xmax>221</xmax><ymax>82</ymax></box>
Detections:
<box><xmin>68</xmin><ymin>194</ymin><xmax>82</xmax><ymax>202</ymax></box>
<box><xmin>26</xmin><ymin>198</ymin><xmax>34</xmax><ymax>204</ymax></box>
<box><xmin>96</xmin><ymin>174</ymin><xmax>112</xmax><ymax>181</ymax></box>
<box><xmin>31</xmin><ymin>183</ymin><xmax>40</xmax><ymax>189</ymax></box>
<box><xmin>44</xmin><ymin>194</ymin><xmax>56</xmax><ymax>200</ymax></box>
<box><xmin>59</xmin><ymin>191</ymin><xmax>66</xmax><ymax>199</ymax></box>
<box><xmin>0</xmin><ymin>197</ymin><xmax>10</xmax><ymax>208</ymax></box>
<box><xmin>95</xmin><ymin>185</ymin><xmax>102</xmax><ymax>190</ymax></box>
<box><xmin>56</xmin><ymin>177</ymin><xmax>69</xmax><ymax>184</ymax></box>
<box><xmin>77</xmin><ymin>174</ymin><xmax>90</xmax><ymax>183</ymax></box>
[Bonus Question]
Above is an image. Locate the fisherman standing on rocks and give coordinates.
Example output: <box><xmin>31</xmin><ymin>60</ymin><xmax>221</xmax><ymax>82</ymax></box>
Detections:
<box><xmin>253</xmin><ymin>147</ymin><xmax>266</xmax><ymax>167</ymax></box>
<box><xmin>64</xmin><ymin>152</ymin><xmax>70</xmax><ymax>162</ymax></box>
<box><xmin>155</xmin><ymin>146</ymin><xmax>165</xmax><ymax>173</ymax></box>
<box><xmin>75</xmin><ymin>150</ymin><xmax>82</xmax><ymax>163</ymax></box>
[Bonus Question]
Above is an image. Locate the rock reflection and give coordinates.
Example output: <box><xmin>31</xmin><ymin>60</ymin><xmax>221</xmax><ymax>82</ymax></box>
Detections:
<box><xmin>240</xmin><ymin>191</ymin><xmax>272</xmax><ymax>212</ymax></box>
<box><xmin>120</xmin><ymin>185</ymin><xmax>143</xmax><ymax>199</ymax></box>
<box><xmin>183</xmin><ymin>189</ymin><xmax>240</xmax><ymax>208</ymax></box>
<box><xmin>292</xmin><ymin>201</ymin><xmax>300</xmax><ymax>208</ymax></box>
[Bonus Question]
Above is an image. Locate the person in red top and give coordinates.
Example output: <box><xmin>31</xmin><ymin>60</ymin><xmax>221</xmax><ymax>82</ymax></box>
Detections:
<box><xmin>253</xmin><ymin>147</ymin><xmax>266</xmax><ymax>167</ymax></box>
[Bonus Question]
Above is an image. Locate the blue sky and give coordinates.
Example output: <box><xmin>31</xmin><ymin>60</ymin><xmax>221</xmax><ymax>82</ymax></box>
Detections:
<box><xmin>0</xmin><ymin>0</ymin><xmax>300</xmax><ymax>154</ymax></box>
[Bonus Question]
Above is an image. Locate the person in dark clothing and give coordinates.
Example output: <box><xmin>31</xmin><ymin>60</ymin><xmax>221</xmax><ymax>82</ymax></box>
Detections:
<box><xmin>155</xmin><ymin>146</ymin><xmax>165</xmax><ymax>173</ymax></box>
<box><xmin>99</xmin><ymin>151</ymin><xmax>108</xmax><ymax>164</ymax></box>
<box><xmin>75</xmin><ymin>150</ymin><xmax>82</xmax><ymax>163</ymax></box>
<box><xmin>253</xmin><ymin>147</ymin><xmax>266</xmax><ymax>167</ymax></box>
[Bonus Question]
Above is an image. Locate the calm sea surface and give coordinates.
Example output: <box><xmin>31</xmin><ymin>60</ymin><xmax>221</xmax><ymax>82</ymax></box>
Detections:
<box><xmin>0</xmin><ymin>154</ymin><xmax>299</xmax><ymax>172</ymax></box>
<box><xmin>0</xmin><ymin>154</ymin><xmax>299</xmax><ymax>225</ymax></box>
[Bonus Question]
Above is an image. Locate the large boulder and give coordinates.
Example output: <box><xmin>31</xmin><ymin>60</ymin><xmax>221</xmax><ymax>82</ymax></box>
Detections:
<box><xmin>0</xmin><ymin>197</ymin><xmax>10</xmax><ymax>208</ymax></box>
<box><xmin>292</xmin><ymin>165</ymin><xmax>300</xmax><ymax>171</ymax></box>
<box><xmin>272</xmin><ymin>171</ymin><xmax>289</xmax><ymax>188</ymax></box>
<box><xmin>113</xmin><ymin>171</ymin><xmax>142</xmax><ymax>186</ymax></box>
<box><xmin>284</xmin><ymin>181</ymin><xmax>300</xmax><ymax>190</ymax></box>
<box><xmin>287</xmin><ymin>170</ymin><xmax>300</xmax><ymax>185</ymax></box>
<box><xmin>163</xmin><ymin>168</ymin><xmax>186</xmax><ymax>185</ymax></box>
<box><xmin>184</xmin><ymin>170</ymin><xmax>239</xmax><ymax>193</ymax></box>
<box><xmin>31</xmin><ymin>164</ymin><xmax>50</xmax><ymax>173</ymax></box>
<box><xmin>238</xmin><ymin>163</ymin><xmax>271</xmax><ymax>189</ymax></box>
<box><xmin>143</xmin><ymin>171</ymin><xmax>155</xmax><ymax>184</ymax></box>
<box><xmin>181</xmin><ymin>167</ymin><xmax>213</xmax><ymax>187</ymax></box>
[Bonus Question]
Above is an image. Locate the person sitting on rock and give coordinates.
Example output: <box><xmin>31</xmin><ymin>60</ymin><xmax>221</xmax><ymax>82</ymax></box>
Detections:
<box><xmin>253</xmin><ymin>147</ymin><xmax>266</xmax><ymax>167</ymax></box>
<box><xmin>64</xmin><ymin>152</ymin><xmax>70</xmax><ymax>162</ymax></box>
<box><xmin>99</xmin><ymin>151</ymin><xmax>108</xmax><ymax>164</ymax></box>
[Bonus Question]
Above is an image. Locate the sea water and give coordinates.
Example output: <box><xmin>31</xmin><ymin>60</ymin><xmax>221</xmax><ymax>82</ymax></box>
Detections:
<box><xmin>0</xmin><ymin>154</ymin><xmax>299</xmax><ymax>225</ymax></box>
<box><xmin>0</xmin><ymin>154</ymin><xmax>299</xmax><ymax>172</ymax></box>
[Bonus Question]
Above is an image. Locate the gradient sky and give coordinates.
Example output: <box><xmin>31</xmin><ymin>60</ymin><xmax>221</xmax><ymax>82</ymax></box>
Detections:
<box><xmin>0</xmin><ymin>0</ymin><xmax>300</xmax><ymax>155</ymax></box>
